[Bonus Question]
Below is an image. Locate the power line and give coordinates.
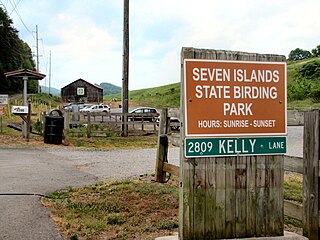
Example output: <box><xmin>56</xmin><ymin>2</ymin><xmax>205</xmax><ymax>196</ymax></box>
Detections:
<box><xmin>9</xmin><ymin>0</ymin><xmax>21</xmax><ymax>16</ymax></box>
<box><xmin>0</xmin><ymin>0</ymin><xmax>8</xmax><ymax>11</ymax></box>
<box><xmin>8</xmin><ymin>0</ymin><xmax>34</xmax><ymax>38</ymax></box>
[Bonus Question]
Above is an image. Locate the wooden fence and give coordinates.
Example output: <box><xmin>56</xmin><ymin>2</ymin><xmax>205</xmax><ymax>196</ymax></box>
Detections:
<box><xmin>156</xmin><ymin>109</ymin><xmax>319</xmax><ymax>240</ymax></box>
<box><xmin>41</xmin><ymin>110</ymin><xmax>159</xmax><ymax>137</ymax></box>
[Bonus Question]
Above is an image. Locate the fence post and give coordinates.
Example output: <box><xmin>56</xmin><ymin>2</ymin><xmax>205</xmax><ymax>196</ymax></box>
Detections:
<box><xmin>303</xmin><ymin>110</ymin><xmax>320</xmax><ymax>240</ymax></box>
<box><xmin>155</xmin><ymin>109</ymin><xmax>170</xmax><ymax>182</ymax></box>
<box><xmin>0</xmin><ymin>115</ymin><xmax>2</xmax><ymax>133</ymax></box>
<box><xmin>63</xmin><ymin>110</ymin><xmax>69</xmax><ymax>136</ymax></box>
<box><xmin>87</xmin><ymin>112</ymin><xmax>91</xmax><ymax>138</ymax></box>
<box><xmin>158</xmin><ymin>108</ymin><xmax>170</xmax><ymax>135</ymax></box>
<box><xmin>155</xmin><ymin>135</ymin><xmax>169</xmax><ymax>183</ymax></box>
<box><xmin>26</xmin><ymin>100</ymin><xmax>31</xmax><ymax>142</ymax></box>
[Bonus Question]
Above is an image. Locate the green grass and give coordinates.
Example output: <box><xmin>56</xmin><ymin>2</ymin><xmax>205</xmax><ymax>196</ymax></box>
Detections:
<box><xmin>288</xmin><ymin>98</ymin><xmax>320</xmax><ymax>109</ymax></box>
<box><xmin>284</xmin><ymin>174</ymin><xmax>303</xmax><ymax>203</ymax></box>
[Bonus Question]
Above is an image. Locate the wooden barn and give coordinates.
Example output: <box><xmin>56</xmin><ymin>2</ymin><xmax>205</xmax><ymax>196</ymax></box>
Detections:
<box><xmin>61</xmin><ymin>78</ymin><xmax>103</xmax><ymax>103</ymax></box>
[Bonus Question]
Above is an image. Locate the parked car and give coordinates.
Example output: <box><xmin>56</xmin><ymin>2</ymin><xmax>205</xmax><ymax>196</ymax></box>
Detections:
<box><xmin>79</xmin><ymin>104</ymin><xmax>93</xmax><ymax>112</ymax></box>
<box><xmin>80</xmin><ymin>104</ymin><xmax>111</xmax><ymax>113</ymax></box>
<box><xmin>128</xmin><ymin>107</ymin><xmax>160</xmax><ymax>122</ymax></box>
<box><xmin>156</xmin><ymin>116</ymin><xmax>180</xmax><ymax>130</ymax></box>
<box><xmin>63</xmin><ymin>102</ymin><xmax>85</xmax><ymax>111</ymax></box>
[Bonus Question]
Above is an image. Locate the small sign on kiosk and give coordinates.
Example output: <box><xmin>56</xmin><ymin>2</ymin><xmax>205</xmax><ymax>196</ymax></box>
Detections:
<box><xmin>12</xmin><ymin>106</ymin><xmax>29</xmax><ymax>115</ymax></box>
<box><xmin>0</xmin><ymin>94</ymin><xmax>8</xmax><ymax>105</ymax></box>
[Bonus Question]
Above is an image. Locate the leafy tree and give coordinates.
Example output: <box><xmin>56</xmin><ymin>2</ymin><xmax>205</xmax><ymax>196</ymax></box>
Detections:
<box><xmin>311</xmin><ymin>45</ymin><xmax>320</xmax><ymax>57</ymax></box>
<box><xmin>288</xmin><ymin>48</ymin><xmax>312</xmax><ymax>61</ymax></box>
<box><xmin>0</xmin><ymin>6</ymin><xmax>36</xmax><ymax>94</ymax></box>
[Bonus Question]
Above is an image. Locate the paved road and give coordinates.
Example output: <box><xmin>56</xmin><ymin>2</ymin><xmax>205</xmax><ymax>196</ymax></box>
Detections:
<box><xmin>0</xmin><ymin>147</ymin><xmax>179</xmax><ymax>240</ymax></box>
<box><xmin>0</xmin><ymin>126</ymin><xmax>302</xmax><ymax>240</ymax></box>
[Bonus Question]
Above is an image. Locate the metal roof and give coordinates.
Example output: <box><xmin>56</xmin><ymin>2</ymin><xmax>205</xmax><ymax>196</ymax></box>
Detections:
<box><xmin>4</xmin><ymin>69</ymin><xmax>46</xmax><ymax>80</ymax></box>
<box><xmin>61</xmin><ymin>78</ymin><xmax>103</xmax><ymax>90</ymax></box>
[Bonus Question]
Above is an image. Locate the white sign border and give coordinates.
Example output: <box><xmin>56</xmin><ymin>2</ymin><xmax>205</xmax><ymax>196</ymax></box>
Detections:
<box><xmin>183</xmin><ymin>59</ymin><xmax>287</xmax><ymax>137</ymax></box>
<box><xmin>184</xmin><ymin>136</ymin><xmax>287</xmax><ymax>158</ymax></box>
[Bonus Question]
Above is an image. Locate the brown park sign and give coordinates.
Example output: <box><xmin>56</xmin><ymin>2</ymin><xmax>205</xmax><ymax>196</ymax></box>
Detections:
<box><xmin>184</xmin><ymin>59</ymin><xmax>287</xmax><ymax>137</ymax></box>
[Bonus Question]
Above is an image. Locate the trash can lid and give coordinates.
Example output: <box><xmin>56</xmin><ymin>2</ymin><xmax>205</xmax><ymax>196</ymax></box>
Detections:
<box><xmin>49</xmin><ymin>109</ymin><xmax>63</xmax><ymax>117</ymax></box>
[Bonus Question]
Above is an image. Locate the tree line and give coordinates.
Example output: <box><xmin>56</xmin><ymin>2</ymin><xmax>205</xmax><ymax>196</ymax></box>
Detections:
<box><xmin>0</xmin><ymin>6</ymin><xmax>37</xmax><ymax>94</ymax></box>
<box><xmin>288</xmin><ymin>44</ymin><xmax>320</xmax><ymax>61</ymax></box>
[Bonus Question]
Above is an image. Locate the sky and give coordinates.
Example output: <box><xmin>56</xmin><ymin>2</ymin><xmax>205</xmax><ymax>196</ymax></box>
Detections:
<box><xmin>1</xmin><ymin>0</ymin><xmax>319</xmax><ymax>91</ymax></box>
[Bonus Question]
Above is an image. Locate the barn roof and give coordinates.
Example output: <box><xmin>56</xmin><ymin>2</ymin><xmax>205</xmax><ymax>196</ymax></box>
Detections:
<box><xmin>4</xmin><ymin>69</ymin><xmax>46</xmax><ymax>80</ymax></box>
<box><xmin>61</xmin><ymin>78</ymin><xmax>103</xmax><ymax>90</ymax></box>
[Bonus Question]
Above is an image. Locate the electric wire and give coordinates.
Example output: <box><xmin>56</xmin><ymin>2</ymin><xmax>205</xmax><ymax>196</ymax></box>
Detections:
<box><xmin>9</xmin><ymin>0</ymin><xmax>20</xmax><ymax>16</ymax></box>
<box><xmin>8</xmin><ymin>0</ymin><xmax>34</xmax><ymax>38</ymax></box>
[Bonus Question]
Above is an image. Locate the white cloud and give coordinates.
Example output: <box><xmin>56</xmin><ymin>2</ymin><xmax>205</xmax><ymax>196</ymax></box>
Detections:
<box><xmin>46</xmin><ymin>12</ymin><xmax>122</xmax><ymax>89</ymax></box>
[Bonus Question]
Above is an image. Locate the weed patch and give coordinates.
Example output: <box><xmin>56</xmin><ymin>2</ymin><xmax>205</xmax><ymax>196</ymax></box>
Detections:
<box><xmin>43</xmin><ymin>177</ymin><xmax>179</xmax><ymax>239</ymax></box>
<box><xmin>284</xmin><ymin>174</ymin><xmax>303</xmax><ymax>203</ymax></box>
<box><xmin>43</xmin><ymin>174</ymin><xmax>304</xmax><ymax>239</ymax></box>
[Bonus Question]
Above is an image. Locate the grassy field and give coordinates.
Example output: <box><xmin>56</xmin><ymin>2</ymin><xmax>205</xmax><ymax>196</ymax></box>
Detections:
<box><xmin>104</xmin><ymin>82</ymin><xmax>180</xmax><ymax>108</ymax></box>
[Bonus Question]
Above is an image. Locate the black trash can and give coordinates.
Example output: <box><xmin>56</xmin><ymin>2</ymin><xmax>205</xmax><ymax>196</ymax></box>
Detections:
<box><xmin>44</xmin><ymin>109</ymin><xmax>64</xmax><ymax>144</ymax></box>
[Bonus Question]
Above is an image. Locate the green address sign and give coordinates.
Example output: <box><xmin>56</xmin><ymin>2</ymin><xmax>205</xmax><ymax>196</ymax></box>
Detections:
<box><xmin>185</xmin><ymin>137</ymin><xmax>286</xmax><ymax>158</ymax></box>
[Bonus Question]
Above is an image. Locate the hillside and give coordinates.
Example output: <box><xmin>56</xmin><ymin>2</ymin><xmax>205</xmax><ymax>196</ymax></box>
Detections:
<box><xmin>98</xmin><ymin>82</ymin><xmax>121</xmax><ymax>96</ymax></box>
<box><xmin>104</xmin><ymin>58</ymin><xmax>320</xmax><ymax>109</ymax></box>
<box><xmin>287</xmin><ymin>57</ymin><xmax>320</xmax><ymax>107</ymax></box>
<box><xmin>104</xmin><ymin>82</ymin><xmax>180</xmax><ymax>108</ymax></box>
<box><xmin>40</xmin><ymin>85</ymin><xmax>60</xmax><ymax>96</ymax></box>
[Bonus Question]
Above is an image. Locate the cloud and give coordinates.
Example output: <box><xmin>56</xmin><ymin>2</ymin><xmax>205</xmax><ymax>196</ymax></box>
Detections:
<box><xmin>7</xmin><ymin>0</ymin><xmax>320</xmax><ymax>91</ymax></box>
<box><xmin>46</xmin><ymin>12</ymin><xmax>122</xmax><ymax>89</ymax></box>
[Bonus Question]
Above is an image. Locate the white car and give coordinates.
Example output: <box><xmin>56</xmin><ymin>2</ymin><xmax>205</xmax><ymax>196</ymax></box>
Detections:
<box><xmin>156</xmin><ymin>116</ymin><xmax>180</xmax><ymax>130</ymax></box>
<box><xmin>80</xmin><ymin>104</ymin><xmax>110</xmax><ymax>113</ymax></box>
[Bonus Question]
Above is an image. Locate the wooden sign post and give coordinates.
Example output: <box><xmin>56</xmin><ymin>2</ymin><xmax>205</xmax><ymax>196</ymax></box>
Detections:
<box><xmin>179</xmin><ymin>48</ymin><xmax>286</xmax><ymax>239</ymax></box>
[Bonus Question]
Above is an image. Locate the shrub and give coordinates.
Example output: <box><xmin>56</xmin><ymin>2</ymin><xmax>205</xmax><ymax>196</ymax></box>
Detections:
<box><xmin>299</xmin><ymin>60</ymin><xmax>320</xmax><ymax>79</ymax></box>
<box><xmin>287</xmin><ymin>78</ymin><xmax>312</xmax><ymax>101</ymax></box>
<box><xmin>310</xmin><ymin>87</ymin><xmax>320</xmax><ymax>102</ymax></box>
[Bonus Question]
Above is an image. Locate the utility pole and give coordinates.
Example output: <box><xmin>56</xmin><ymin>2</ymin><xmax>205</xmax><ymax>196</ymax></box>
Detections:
<box><xmin>122</xmin><ymin>0</ymin><xmax>129</xmax><ymax>137</ymax></box>
<box><xmin>49</xmin><ymin>50</ymin><xmax>51</xmax><ymax>95</ymax></box>
<box><xmin>36</xmin><ymin>25</ymin><xmax>40</xmax><ymax>92</ymax></box>
<box><xmin>36</xmin><ymin>25</ymin><xmax>39</xmax><ymax>72</ymax></box>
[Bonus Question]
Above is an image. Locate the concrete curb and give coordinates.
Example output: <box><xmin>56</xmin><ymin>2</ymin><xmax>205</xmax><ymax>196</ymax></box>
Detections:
<box><xmin>155</xmin><ymin>231</ymin><xmax>308</xmax><ymax>240</ymax></box>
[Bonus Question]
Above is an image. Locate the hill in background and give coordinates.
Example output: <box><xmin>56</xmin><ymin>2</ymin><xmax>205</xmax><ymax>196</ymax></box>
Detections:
<box><xmin>40</xmin><ymin>58</ymin><xmax>320</xmax><ymax>109</ymax></box>
<box><xmin>40</xmin><ymin>85</ymin><xmax>61</xmax><ymax>96</ymax></box>
<box><xmin>104</xmin><ymin>82</ymin><xmax>180</xmax><ymax>108</ymax></box>
<box><xmin>287</xmin><ymin>57</ymin><xmax>320</xmax><ymax>107</ymax></box>
<box><xmin>40</xmin><ymin>82</ymin><xmax>121</xmax><ymax>97</ymax></box>
<box><xmin>104</xmin><ymin>58</ymin><xmax>320</xmax><ymax>109</ymax></box>
<box><xmin>98</xmin><ymin>82</ymin><xmax>121</xmax><ymax>96</ymax></box>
